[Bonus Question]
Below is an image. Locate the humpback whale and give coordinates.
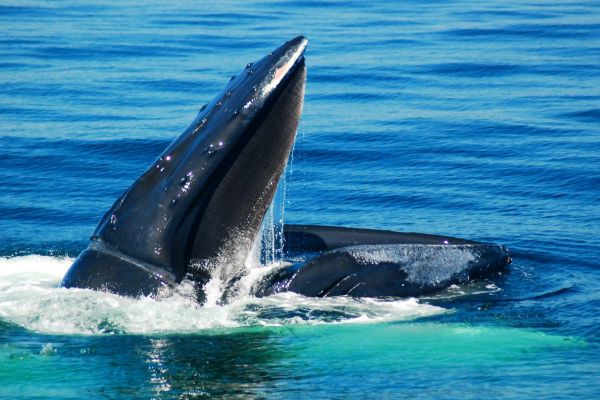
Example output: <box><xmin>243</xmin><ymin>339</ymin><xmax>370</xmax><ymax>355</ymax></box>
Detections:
<box><xmin>61</xmin><ymin>36</ymin><xmax>511</xmax><ymax>302</ymax></box>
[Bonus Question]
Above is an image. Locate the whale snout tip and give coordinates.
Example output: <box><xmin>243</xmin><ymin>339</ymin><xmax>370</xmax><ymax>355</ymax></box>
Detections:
<box><xmin>290</xmin><ymin>35</ymin><xmax>308</xmax><ymax>52</ymax></box>
<box><xmin>282</xmin><ymin>36</ymin><xmax>308</xmax><ymax>64</ymax></box>
<box><xmin>259</xmin><ymin>36</ymin><xmax>308</xmax><ymax>98</ymax></box>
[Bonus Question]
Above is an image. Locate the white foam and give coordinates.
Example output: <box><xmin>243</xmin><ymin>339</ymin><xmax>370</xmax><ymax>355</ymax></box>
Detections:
<box><xmin>346</xmin><ymin>244</ymin><xmax>478</xmax><ymax>284</ymax></box>
<box><xmin>0</xmin><ymin>255</ymin><xmax>447</xmax><ymax>335</ymax></box>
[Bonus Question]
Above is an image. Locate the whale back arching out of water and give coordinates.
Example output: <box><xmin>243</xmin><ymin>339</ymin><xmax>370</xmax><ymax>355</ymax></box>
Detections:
<box><xmin>61</xmin><ymin>37</ymin><xmax>511</xmax><ymax>302</ymax></box>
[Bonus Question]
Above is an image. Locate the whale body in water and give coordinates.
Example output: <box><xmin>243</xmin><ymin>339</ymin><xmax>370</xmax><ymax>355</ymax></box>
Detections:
<box><xmin>61</xmin><ymin>37</ymin><xmax>511</xmax><ymax>302</ymax></box>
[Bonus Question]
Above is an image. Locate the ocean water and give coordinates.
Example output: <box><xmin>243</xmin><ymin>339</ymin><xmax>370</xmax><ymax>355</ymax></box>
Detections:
<box><xmin>1</xmin><ymin>0</ymin><xmax>599</xmax><ymax>398</ymax></box>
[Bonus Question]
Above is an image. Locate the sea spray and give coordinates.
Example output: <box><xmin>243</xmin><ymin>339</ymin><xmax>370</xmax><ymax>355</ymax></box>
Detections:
<box><xmin>0</xmin><ymin>255</ymin><xmax>446</xmax><ymax>335</ymax></box>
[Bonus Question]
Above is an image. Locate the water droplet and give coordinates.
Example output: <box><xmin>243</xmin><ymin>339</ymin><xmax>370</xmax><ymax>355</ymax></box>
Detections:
<box><xmin>110</xmin><ymin>214</ymin><xmax>117</xmax><ymax>224</ymax></box>
<box><xmin>216</xmin><ymin>102</ymin><xmax>222</xmax><ymax>107</ymax></box>
<box><xmin>246</xmin><ymin>62</ymin><xmax>253</xmax><ymax>69</ymax></box>
<box><xmin>165</xmin><ymin>155</ymin><xmax>171</xmax><ymax>161</ymax></box>
<box><xmin>40</xmin><ymin>344</ymin><xmax>56</xmax><ymax>356</ymax></box>
<box><xmin>204</xmin><ymin>143</ymin><xmax>216</xmax><ymax>155</ymax></box>
<box><xmin>171</xmin><ymin>199</ymin><xmax>177</xmax><ymax>206</ymax></box>
<box><xmin>230</xmin><ymin>75</ymin><xmax>236</xmax><ymax>81</ymax></box>
<box><xmin>179</xmin><ymin>177</ymin><xmax>187</xmax><ymax>186</ymax></box>
<box><xmin>225</xmin><ymin>91</ymin><xmax>231</xmax><ymax>97</ymax></box>
<box><xmin>248</xmin><ymin>70</ymin><xmax>254</xmax><ymax>75</ymax></box>
<box><xmin>200</xmin><ymin>104</ymin><xmax>207</xmax><ymax>111</ymax></box>
<box><xmin>252</xmin><ymin>85</ymin><xmax>257</xmax><ymax>92</ymax></box>
<box><xmin>268</xmin><ymin>52</ymin><xmax>273</xmax><ymax>57</ymax></box>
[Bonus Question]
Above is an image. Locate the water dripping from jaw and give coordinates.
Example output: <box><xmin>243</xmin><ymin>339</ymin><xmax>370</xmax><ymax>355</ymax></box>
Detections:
<box><xmin>214</xmin><ymin>171</ymin><xmax>290</xmax><ymax>304</ymax></box>
<box><xmin>260</xmin><ymin>204</ymin><xmax>276</xmax><ymax>265</ymax></box>
<box><xmin>259</xmin><ymin>172</ymin><xmax>287</xmax><ymax>266</ymax></box>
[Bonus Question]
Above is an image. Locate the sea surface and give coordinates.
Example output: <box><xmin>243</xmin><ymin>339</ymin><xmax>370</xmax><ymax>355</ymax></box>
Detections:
<box><xmin>1</xmin><ymin>0</ymin><xmax>599</xmax><ymax>398</ymax></box>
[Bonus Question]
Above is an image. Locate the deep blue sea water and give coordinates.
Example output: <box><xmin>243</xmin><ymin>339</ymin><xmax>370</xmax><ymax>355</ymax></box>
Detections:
<box><xmin>1</xmin><ymin>0</ymin><xmax>600</xmax><ymax>398</ymax></box>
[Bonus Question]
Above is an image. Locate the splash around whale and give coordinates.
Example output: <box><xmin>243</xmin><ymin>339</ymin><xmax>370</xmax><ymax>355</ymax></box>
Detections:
<box><xmin>61</xmin><ymin>36</ymin><xmax>511</xmax><ymax>303</ymax></box>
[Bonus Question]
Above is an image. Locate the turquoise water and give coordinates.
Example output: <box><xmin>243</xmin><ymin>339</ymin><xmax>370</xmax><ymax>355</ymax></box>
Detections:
<box><xmin>1</xmin><ymin>0</ymin><xmax>600</xmax><ymax>398</ymax></box>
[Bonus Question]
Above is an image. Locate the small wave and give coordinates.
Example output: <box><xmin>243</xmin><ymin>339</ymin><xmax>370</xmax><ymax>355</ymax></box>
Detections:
<box><xmin>423</xmin><ymin>62</ymin><xmax>523</xmax><ymax>78</ymax></box>
<box><xmin>443</xmin><ymin>24</ymin><xmax>597</xmax><ymax>40</ymax></box>
<box><xmin>562</xmin><ymin>108</ymin><xmax>600</xmax><ymax>123</ymax></box>
<box><xmin>0</xmin><ymin>255</ymin><xmax>446</xmax><ymax>335</ymax></box>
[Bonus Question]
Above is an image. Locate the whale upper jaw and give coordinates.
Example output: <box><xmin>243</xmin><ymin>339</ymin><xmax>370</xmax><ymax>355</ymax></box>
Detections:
<box><xmin>62</xmin><ymin>37</ymin><xmax>308</xmax><ymax>298</ymax></box>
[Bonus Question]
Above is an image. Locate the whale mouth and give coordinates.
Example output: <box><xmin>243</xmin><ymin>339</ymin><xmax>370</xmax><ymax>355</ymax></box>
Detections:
<box><xmin>120</xmin><ymin>36</ymin><xmax>308</xmax><ymax>282</ymax></box>
<box><xmin>62</xmin><ymin>37</ymin><xmax>309</xmax><ymax>299</ymax></box>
